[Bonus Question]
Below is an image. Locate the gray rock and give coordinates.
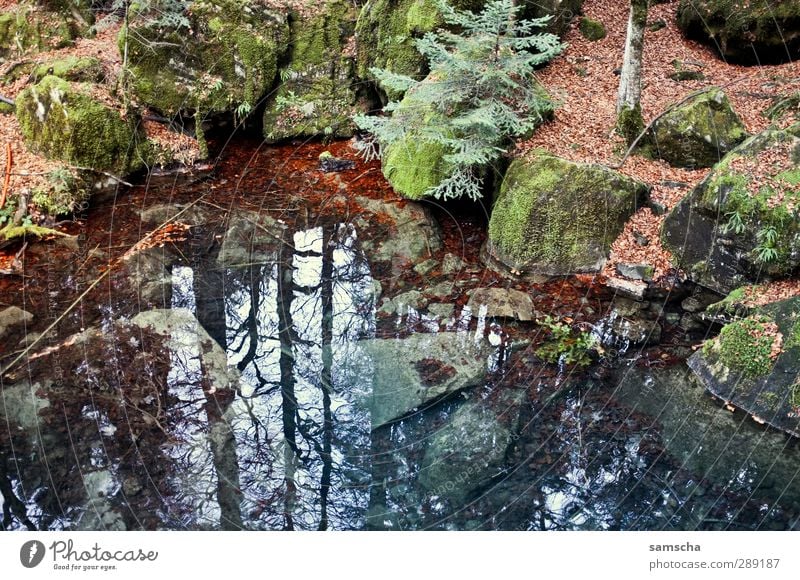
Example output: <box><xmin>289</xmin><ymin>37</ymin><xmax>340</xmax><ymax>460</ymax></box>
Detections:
<box><xmin>418</xmin><ymin>388</ymin><xmax>525</xmax><ymax>503</ymax></box>
<box><xmin>427</xmin><ymin>303</ymin><xmax>455</xmax><ymax>320</ymax></box>
<box><xmin>0</xmin><ymin>306</ymin><xmax>33</xmax><ymax>339</ymax></box>
<box><xmin>467</xmin><ymin>288</ymin><xmax>535</xmax><ymax>321</ymax></box>
<box><xmin>355</xmin><ymin>332</ymin><xmax>495</xmax><ymax>428</ymax></box>
<box><xmin>616</xmin><ymin>263</ymin><xmax>654</xmax><ymax>281</ymax></box>
<box><xmin>611</xmin><ymin>297</ymin><xmax>647</xmax><ymax>318</ymax></box>
<box><xmin>662</xmin><ymin>126</ymin><xmax>800</xmax><ymax>293</ymax></box>
<box><xmin>441</xmin><ymin>253</ymin><xmax>466</xmax><ymax>275</ymax></box>
<box><xmin>413</xmin><ymin>259</ymin><xmax>439</xmax><ymax>276</ymax></box>
<box><xmin>138</xmin><ymin>203</ymin><xmax>209</xmax><ymax>227</ymax></box>
<box><xmin>595</xmin><ymin>312</ymin><xmax>662</xmax><ymax>347</ymax></box>
<box><xmin>605</xmin><ymin>276</ymin><xmax>647</xmax><ymax>300</ymax></box>
<box><xmin>427</xmin><ymin>280</ymin><xmax>457</xmax><ymax>299</ymax></box>
<box><xmin>379</xmin><ymin>290</ymin><xmax>427</xmax><ymax>314</ymax></box>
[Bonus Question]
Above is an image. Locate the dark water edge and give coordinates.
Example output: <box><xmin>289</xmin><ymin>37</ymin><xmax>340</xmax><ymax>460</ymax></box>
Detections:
<box><xmin>1</xmin><ymin>138</ymin><xmax>798</xmax><ymax>531</ymax></box>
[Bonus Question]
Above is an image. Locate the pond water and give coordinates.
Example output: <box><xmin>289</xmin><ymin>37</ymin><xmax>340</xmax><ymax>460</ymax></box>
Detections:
<box><xmin>0</xmin><ymin>138</ymin><xmax>798</xmax><ymax>531</ymax></box>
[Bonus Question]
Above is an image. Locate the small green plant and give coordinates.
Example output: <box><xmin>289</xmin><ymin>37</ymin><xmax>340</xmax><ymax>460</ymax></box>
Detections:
<box><xmin>790</xmin><ymin>382</ymin><xmax>800</xmax><ymax>409</ymax></box>
<box><xmin>754</xmin><ymin>224</ymin><xmax>779</xmax><ymax>264</ymax></box>
<box><xmin>234</xmin><ymin>100</ymin><xmax>252</xmax><ymax>123</ymax></box>
<box><xmin>722</xmin><ymin>210</ymin><xmax>746</xmax><ymax>235</ymax></box>
<box><xmin>705</xmin><ymin>314</ymin><xmax>781</xmax><ymax>378</ymax></box>
<box><xmin>535</xmin><ymin>316</ymin><xmax>598</xmax><ymax>367</ymax></box>
<box><xmin>274</xmin><ymin>90</ymin><xmax>303</xmax><ymax>113</ymax></box>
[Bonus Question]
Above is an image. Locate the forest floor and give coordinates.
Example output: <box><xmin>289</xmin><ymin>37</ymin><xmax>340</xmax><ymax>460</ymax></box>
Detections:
<box><xmin>520</xmin><ymin>0</ymin><xmax>800</xmax><ymax>297</ymax></box>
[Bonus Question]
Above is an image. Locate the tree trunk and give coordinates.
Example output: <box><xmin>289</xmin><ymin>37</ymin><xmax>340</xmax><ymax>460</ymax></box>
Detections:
<box><xmin>616</xmin><ymin>0</ymin><xmax>649</xmax><ymax>144</ymax></box>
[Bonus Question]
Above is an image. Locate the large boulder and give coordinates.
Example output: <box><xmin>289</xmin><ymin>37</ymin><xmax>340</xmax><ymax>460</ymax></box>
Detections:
<box><xmin>662</xmin><ymin>125</ymin><xmax>800</xmax><ymax>294</ymax></box>
<box><xmin>677</xmin><ymin>0</ymin><xmax>800</xmax><ymax>64</ymax></box>
<box><xmin>688</xmin><ymin>296</ymin><xmax>800</xmax><ymax>437</ymax></box>
<box><xmin>122</xmin><ymin>0</ymin><xmax>287</xmax><ymax>119</ymax></box>
<box><xmin>263</xmin><ymin>0</ymin><xmax>361</xmax><ymax>141</ymax></box>
<box><xmin>485</xmin><ymin>153</ymin><xmax>648</xmax><ymax>276</ymax></box>
<box><xmin>650</xmin><ymin>88</ymin><xmax>748</xmax><ymax>168</ymax></box>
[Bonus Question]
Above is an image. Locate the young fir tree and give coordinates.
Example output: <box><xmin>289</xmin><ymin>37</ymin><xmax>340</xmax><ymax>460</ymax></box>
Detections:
<box><xmin>353</xmin><ymin>0</ymin><xmax>563</xmax><ymax>201</ymax></box>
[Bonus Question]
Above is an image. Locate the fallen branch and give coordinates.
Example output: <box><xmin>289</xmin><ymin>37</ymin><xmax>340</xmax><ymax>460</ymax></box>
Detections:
<box><xmin>0</xmin><ymin>95</ymin><xmax>14</xmax><ymax>107</ymax></box>
<box><xmin>0</xmin><ymin>143</ymin><xmax>11</xmax><ymax>210</ymax></box>
<box><xmin>67</xmin><ymin>165</ymin><xmax>133</xmax><ymax>187</ymax></box>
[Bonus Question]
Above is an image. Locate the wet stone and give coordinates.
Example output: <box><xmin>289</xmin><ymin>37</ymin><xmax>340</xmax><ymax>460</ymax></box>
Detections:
<box><xmin>467</xmin><ymin>287</ymin><xmax>536</xmax><ymax>321</ymax></box>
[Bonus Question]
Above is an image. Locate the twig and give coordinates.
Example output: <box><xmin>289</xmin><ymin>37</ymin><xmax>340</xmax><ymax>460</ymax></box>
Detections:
<box><xmin>67</xmin><ymin>166</ymin><xmax>133</xmax><ymax>187</ymax></box>
<box><xmin>347</xmin><ymin>167</ymin><xmax>376</xmax><ymax>185</ymax></box>
<box><xmin>0</xmin><ymin>143</ymin><xmax>11</xmax><ymax>210</ymax></box>
<box><xmin>1</xmin><ymin>58</ymin><xmax>30</xmax><ymax>77</ymax></box>
<box><xmin>0</xmin><ymin>95</ymin><xmax>13</xmax><ymax>107</ymax></box>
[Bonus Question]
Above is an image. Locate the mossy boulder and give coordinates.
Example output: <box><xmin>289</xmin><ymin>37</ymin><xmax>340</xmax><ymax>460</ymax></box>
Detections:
<box><xmin>0</xmin><ymin>1</ymin><xmax>89</xmax><ymax>59</ymax></box>
<box><xmin>662</xmin><ymin>126</ymin><xmax>800</xmax><ymax>294</ymax></box>
<box><xmin>16</xmin><ymin>75</ymin><xmax>147</xmax><ymax>175</ymax></box>
<box><xmin>30</xmin><ymin>56</ymin><xmax>104</xmax><ymax>83</ymax></box>
<box><xmin>122</xmin><ymin>0</ymin><xmax>287</xmax><ymax>118</ymax></box>
<box><xmin>689</xmin><ymin>296</ymin><xmax>800</xmax><ymax>437</ymax></box>
<box><xmin>650</xmin><ymin>88</ymin><xmax>748</xmax><ymax>168</ymax></box>
<box><xmin>677</xmin><ymin>0</ymin><xmax>800</xmax><ymax>64</ymax></box>
<box><xmin>263</xmin><ymin>0</ymin><xmax>361</xmax><ymax>142</ymax></box>
<box><xmin>578</xmin><ymin>16</ymin><xmax>606</xmax><ymax>41</ymax></box>
<box><xmin>15</xmin><ymin>75</ymin><xmax>150</xmax><ymax>214</ymax></box>
<box><xmin>485</xmin><ymin>153</ymin><xmax>648</xmax><ymax>276</ymax></box>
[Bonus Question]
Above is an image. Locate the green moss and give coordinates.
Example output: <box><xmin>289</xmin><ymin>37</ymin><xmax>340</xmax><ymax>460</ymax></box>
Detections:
<box><xmin>705</xmin><ymin>314</ymin><xmax>779</xmax><ymax>378</ymax></box>
<box><xmin>123</xmin><ymin>1</ymin><xmax>285</xmax><ymax>117</ymax></box>
<box><xmin>31</xmin><ymin>56</ymin><xmax>103</xmax><ymax>83</ymax></box>
<box><xmin>706</xmin><ymin>286</ymin><xmax>749</xmax><ymax>315</ymax></box>
<box><xmin>0</xmin><ymin>3</ymin><xmax>85</xmax><ymax>58</ymax></box>
<box><xmin>579</xmin><ymin>17</ymin><xmax>606</xmax><ymax>41</ymax></box>
<box><xmin>616</xmin><ymin>103</ymin><xmax>646</xmax><ymax>147</ymax></box>
<box><xmin>0</xmin><ymin>223</ymin><xmax>69</xmax><ymax>241</ymax></box>
<box><xmin>263</xmin><ymin>0</ymin><xmax>358</xmax><ymax>141</ymax></box>
<box><xmin>382</xmin><ymin>136</ymin><xmax>451</xmax><ymax>200</ymax></box>
<box><xmin>16</xmin><ymin>75</ymin><xmax>146</xmax><ymax>177</ymax></box>
<box><xmin>0</xmin><ymin>101</ymin><xmax>13</xmax><ymax>115</ymax></box>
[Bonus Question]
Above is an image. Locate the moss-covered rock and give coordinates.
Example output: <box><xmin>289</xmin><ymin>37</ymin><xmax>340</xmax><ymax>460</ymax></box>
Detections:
<box><xmin>16</xmin><ymin>75</ymin><xmax>146</xmax><ymax>175</ymax></box>
<box><xmin>15</xmin><ymin>75</ymin><xmax>150</xmax><ymax>214</ymax></box>
<box><xmin>263</xmin><ymin>0</ymin><xmax>361</xmax><ymax>142</ymax></box>
<box><xmin>30</xmin><ymin>56</ymin><xmax>104</xmax><ymax>83</ymax></box>
<box><xmin>579</xmin><ymin>16</ymin><xmax>605</xmax><ymax>40</ymax></box>
<box><xmin>662</xmin><ymin>126</ymin><xmax>800</xmax><ymax>294</ymax></box>
<box><xmin>689</xmin><ymin>296</ymin><xmax>800</xmax><ymax>437</ymax></box>
<box><xmin>485</xmin><ymin>153</ymin><xmax>648</xmax><ymax>275</ymax></box>
<box><xmin>122</xmin><ymin>0</ymin><xmax>287</xmax><ymax>118</ymax></box>
<box><xmin>677</xmin><ymin>0</ymin><xmax>800</xmax><ymax>64</ymax></box>
<box><xmin>650</xmin><ymin>88</ymin><xmax>748</xmax><ymax>168</ymax></box>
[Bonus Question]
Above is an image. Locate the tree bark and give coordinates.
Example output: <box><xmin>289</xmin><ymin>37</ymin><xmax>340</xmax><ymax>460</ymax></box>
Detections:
<box><xmin>616</xmin><ymin>0</ymin><xmax>649</xmax><ymax>144</ymax></box>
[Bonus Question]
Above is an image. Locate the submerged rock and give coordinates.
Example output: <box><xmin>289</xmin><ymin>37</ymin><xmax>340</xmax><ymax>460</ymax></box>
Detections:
<box><xmin>650</xmin><ymin>88</ymin><xmax>748</xmax><ymax>168</ymax></box>
<box><xmin>688</xmin><ymin>296</ymin><xmax>800</xmax><ymax>438</ymax></box>
<box><xmin>355</xmin><ymin>195</ymin><xmax>442</xmax><ymax>268</ymax></box>
<box><xmin>677</xmin><ymin>0</ymin><xmax>800</xmax><ymax>64</ymax></box>
<box><xmin>662</xmin><ymin>125</ymin><xmax>800</xmax><ymax>293</ymax></box>
<box><xmin>357</xmin><ymin>332</ymin><xmax>495</xmax><ymax>428</ymax></box>
<box><xmin>486</xmin><ymin>153</ymin><xmax>647</xmax><ymax>275</ymax></box>
<box><xmin>418</xmin><ymin>387</ymin><xmax>525</xmax><ymax>504</ymax></box>
<box><xmin>466</xmin><ymin>287</ymin><xmax>536</xmax><ymax>321</ymax></box>
<box><xmin>217</xmin><ymin>209</ymin><xmax>286</xmax><ymax>267</ymax></box>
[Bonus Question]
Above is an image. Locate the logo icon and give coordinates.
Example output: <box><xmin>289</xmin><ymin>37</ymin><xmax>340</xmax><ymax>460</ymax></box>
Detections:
<box><xmin>20</xmin><ymin>540</ymin><xmax>46</xmax><ymax>568</ymax></box>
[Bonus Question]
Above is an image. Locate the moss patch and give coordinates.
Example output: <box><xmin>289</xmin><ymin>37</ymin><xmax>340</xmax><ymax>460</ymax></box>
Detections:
<box><xmin>263</xmin><ymin>0</ymin><xmax>360</xmax><ymax>141</ymax></box>
<box><xmin>382</xmin><ymin>136</ymin><xmax>451</xmax><ymax>200</ymax></box>
<box><xmin>579</xmin><ymin>17</ymin><xmax>606</xmax><ymax>41</ymax></box>
<box><xmin>704</xmin><ymin>315</ymin><xmax>781</xmax><ymax>378</ymax></box>
<box><xmin>31</xmin><ymin>56</ymin><xmax>104</xmax><ymax>83</ymax></box>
